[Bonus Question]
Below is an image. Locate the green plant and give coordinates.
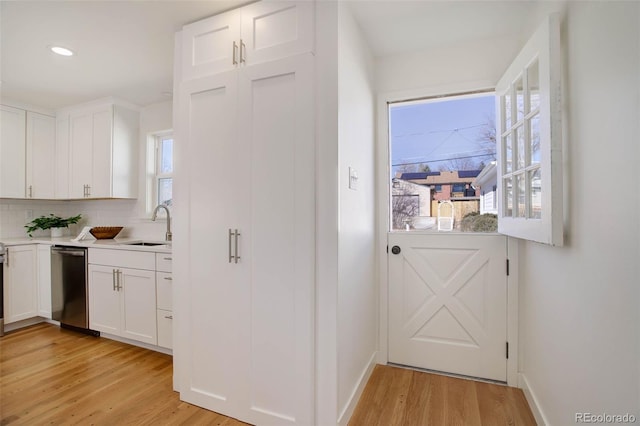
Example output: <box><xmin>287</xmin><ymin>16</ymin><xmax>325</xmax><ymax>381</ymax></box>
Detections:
<box><xmin>25</xmin><ymin>214</ymin><xmax>82</xmax><ymax>237</ymax></box>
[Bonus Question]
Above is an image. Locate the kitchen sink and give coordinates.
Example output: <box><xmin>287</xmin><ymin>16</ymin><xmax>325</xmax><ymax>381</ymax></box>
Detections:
<box><xmin>120</xmin><ymin>241</ymin><xmax>168</xmax><ymax>247</ymax></box>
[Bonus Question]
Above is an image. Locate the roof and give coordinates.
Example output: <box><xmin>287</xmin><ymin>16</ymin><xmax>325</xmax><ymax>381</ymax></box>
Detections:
<box><xmin>400</xmin><ymin>170</ymin><xmax>482</xmax><ymax>185</ymax></box>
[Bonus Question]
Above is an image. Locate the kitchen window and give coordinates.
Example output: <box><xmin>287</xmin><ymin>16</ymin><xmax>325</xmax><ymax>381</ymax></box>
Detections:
<box><xmin>146</xmin><ymin>131</ymin><xmax>173</xmax><ymax>216</ymax></box>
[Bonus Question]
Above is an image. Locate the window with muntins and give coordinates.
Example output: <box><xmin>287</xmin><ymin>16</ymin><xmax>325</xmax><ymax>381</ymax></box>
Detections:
<box><xmin>496</xmin><ymin>14</ymin><xmax>563</xmax><ymax>246</ymax></box>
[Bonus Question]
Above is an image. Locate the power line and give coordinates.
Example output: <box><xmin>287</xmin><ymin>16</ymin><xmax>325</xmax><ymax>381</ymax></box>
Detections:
<box><xmin>392</xmin><ymin>152</ymin><xmax>495</xmax><ymax>167</ymax></box>
<box><xmin>392</xmin><ymin>123</ymin><xmax>488</xmax><ymax>139</ymax></box>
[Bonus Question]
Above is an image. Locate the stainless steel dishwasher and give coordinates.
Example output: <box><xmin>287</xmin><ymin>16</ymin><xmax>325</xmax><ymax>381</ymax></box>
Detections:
<box><xmin>51</xmin><ymin>246</ymin><xmax>99</xmax><ymax>336</ymax></box>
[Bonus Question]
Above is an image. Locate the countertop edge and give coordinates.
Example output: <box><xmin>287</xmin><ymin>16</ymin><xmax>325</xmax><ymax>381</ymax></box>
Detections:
<box><xmin>0</xmin><ymin>237</ymin><xmax>172</xmax><ymax>254</ymax></box>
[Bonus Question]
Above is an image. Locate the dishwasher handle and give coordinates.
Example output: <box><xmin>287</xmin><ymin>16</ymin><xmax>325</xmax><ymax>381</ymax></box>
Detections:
<box><xmin>51</xmin><ymin>247</ymin><xmax>87</xmax><ymax>256</ymax></box>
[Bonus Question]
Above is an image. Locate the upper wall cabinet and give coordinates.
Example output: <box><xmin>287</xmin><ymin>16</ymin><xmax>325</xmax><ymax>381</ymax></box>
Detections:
<box><xmin>0</xmin><ymin>105</ymin><xmax>27</xmax><ymax>198</ymax></box>
<box><xmin>182</xmin><ymin>0</ymin><xmax>313</xmax><ymax>80</ymax></box>
<box><xmin>26</xmin><ymin>111</ymin><xmax>56</xmax><ymax>199</ymax></box>
<box><xmin>59</xmin><ymin>100</ymin><xmax>139</xmax><ymax>199</ymax></box>
<box><xmin>0</xmin><ymin>105</ymin><xmax>56</xmax><ymax>199</ymax></box>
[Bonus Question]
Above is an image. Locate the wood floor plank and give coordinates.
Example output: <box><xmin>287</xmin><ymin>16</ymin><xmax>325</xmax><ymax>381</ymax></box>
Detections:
<box><xmin>349</xmin><ymin>365</ymin><xmax>537</xmax><ymax>426</ymax></box>
<box><xmin>0</xmin><ymin>323</ymin><xmax>249</xmax><ymax>426</ymax></box>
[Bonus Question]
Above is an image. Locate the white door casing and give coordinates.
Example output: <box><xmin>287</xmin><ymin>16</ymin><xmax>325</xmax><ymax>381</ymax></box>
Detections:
<box><xmin>388</xmin><ymin>233</ymin><xmax>508</xmax><ymax>382</ymax></box>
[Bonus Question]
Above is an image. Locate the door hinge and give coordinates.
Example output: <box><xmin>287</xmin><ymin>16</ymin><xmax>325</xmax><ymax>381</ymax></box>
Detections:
<box><xmin>506</xmin><ymin>341</ymin><xmax>509</xmax><ymax>359</ymax></box>
<box><xmin>506</xmin><ymin>259</ymin><xmax>510</xmax><ymax>276</ymax></box>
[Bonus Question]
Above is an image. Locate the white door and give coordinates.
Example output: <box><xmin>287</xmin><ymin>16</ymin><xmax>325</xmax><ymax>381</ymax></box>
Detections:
<box><xmin>178</xmin><ymin>69</ymin><xmax>244</xmax><ymax>418</ymax></box>
<box><xmin>3</xmin><ymin>245</ymin><xmax>37</xmax><ymax>323</ymax></box>
<box><xmin>26</xmin><ymin>111</ymin><xmax>56</xmax><ymax>199</ymax></box>
<box><xmin>181</xmin><ymin>9</ymin><xmax>241</xmax><ymax>80</ymax></box>
<box><xmin>120</xmin><ymin>267</ymin><xmax>157</xmax><ymax>345</ymax></box>
<box><xmin>388</xmin><ymin>233</ymin><xmax>508</xmax><ymax>381</ymax></box>
<box><xmin>88</xmin><ymin>265</ymin><xmax>121</xmax><ymax>335</ymax></box>
<box><xmin>69</xmin><ymin>112</ymin><xmax>93</xmax><ymax>198</ymax></box>
<box><xmin>177</xmin><ymin>54</ymin><xmax>314</xmax><ymax>426</ymax></box>
<box><xmin>236</xmin><ymin>53</ymin><xmax>314</xmax><ymax>426</ymax></box>
<box><xmin>0</xmin><ymin>105</ymin><xmax>26</xmax><ymax>198</ymax></box>
<box><xmin>90</xmin><ymin>107</ymin><xmax>113</xmax><ymax>198</ymax></box>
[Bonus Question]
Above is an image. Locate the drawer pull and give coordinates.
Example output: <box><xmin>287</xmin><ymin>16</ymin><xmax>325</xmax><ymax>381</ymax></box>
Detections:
<box><xmin>163</xmin><ymin>276</ymin><xmax>173</xmax><ymax>281</ymax></box>
<box><xmin>163</xmin><ymin>257</ymin><xmax>172</xmax><ymax>261</ymax></box>
<box><xmin>164</xmin><ymin>315</ymin><xmax>173</xmax><ymax>320</ymax></box>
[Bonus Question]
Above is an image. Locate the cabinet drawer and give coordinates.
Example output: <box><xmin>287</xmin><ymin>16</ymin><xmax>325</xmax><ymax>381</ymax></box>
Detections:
<box><xmin>157</xmin><ymin>309</ymin><xmax>173</xmax><ymax>349</ymax></box>
<box><xmin>88</xmin><ymin>248</ymin><xmax>155</xmax><ymax>270</ymax></box>
<box><xmin>156</xmin><ymin>272</ymin><xmax>172</xmax><ymax>311</ymax></box>
<box><xmin>156</xmin><ymin>253</ymin><xmax>173</xmax><ymax>272</ymax></box>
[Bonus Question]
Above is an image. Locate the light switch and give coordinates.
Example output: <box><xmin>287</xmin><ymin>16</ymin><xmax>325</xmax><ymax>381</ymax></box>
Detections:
<box><xmin>349</xmin><ymin>167</ymin><xmax>359</xmax><ymax>190</ymax></box>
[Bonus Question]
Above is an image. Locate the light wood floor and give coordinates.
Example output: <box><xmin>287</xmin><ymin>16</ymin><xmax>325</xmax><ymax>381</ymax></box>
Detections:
<box><xmin>1</xmin><ymin>323</ymin><xmax>536</xmax><ymax>425</ymax></box>
<box><xmin>349</xmin><ymin>364</ymin><xmax>536</xmax><ymax>426</ymax></box>
<box><xmin>0</xmin><ymin>323</ymin><xmax>248</xmax><ymax>425</ymax></box>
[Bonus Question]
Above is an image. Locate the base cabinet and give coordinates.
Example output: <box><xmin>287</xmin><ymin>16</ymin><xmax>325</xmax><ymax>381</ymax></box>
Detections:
<box><xmin>88</xmin><ymin>264</ymin><xmax>157</xmax><ymax>345</ymax></box>
<box><xmin>3</xmin><ymin>245</ymin><xmax>38</xmax><ymax>323</ymax></box>
<box><xmin>37</xmin><ymin>245</ymin><xmax>52</xmax><ymax>318</ymax></box>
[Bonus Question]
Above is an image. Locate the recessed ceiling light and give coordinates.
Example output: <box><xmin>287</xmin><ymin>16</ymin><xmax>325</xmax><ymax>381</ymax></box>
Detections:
<box><xmin>49</xmin><ymin>46</ymin><xmax>74</xmax><ymax>56</ymax></box>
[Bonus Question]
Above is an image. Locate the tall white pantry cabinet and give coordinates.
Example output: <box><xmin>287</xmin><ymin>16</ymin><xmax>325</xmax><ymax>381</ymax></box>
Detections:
<box><xmin>174</xmin><ymin>1</ymin><xmax>315</xmax><ymax>425</ymax></box>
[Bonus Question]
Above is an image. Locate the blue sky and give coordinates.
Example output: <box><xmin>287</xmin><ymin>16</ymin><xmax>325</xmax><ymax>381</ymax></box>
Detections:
<box><xmin>390</xmin><ymin>94</ymin><xmax>496</xmax><ymax>176</ymax></box>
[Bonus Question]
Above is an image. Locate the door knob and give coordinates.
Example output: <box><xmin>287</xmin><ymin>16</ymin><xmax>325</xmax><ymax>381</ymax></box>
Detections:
<box><xmin>391</xmin><ymin>245</ymin><xmax>401</xmax><ymax>255</ymax></box>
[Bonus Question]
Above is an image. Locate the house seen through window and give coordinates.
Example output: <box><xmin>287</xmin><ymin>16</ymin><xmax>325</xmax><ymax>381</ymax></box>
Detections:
<box><xmin>389</xmin><ymin>93</ymin><xmax>497</xmax><ymax>232</ymax></box>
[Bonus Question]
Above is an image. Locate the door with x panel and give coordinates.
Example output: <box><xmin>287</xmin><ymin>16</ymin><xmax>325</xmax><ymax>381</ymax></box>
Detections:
<box><xmin>388</xmin><ymin>233</ymin><xmax>508</xmax><ymax>381</ymax></box>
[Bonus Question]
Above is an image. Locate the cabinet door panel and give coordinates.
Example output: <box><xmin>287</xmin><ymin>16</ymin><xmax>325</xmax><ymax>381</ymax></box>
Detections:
<box><xmin>120</xmin><ymin>268</ymin><xmax>156</xmax><ymax>345</ymax></box>
<box><xmin>182</xmin><ymin>9</ymin><xmax>240</xmax><ymax>80</ymax></box>
<box><xmin>37</xmin><ymin>245</ymin><xmax>52</xmax><ymax>318</ymax></box>
<box><xmin>241</xmin><ymin>1</ymin><xmax>313</xmax><ymax>66</ymax></box>
<box><xmin>55</xmin><ymin>117</ymin><xmax>70</xmax><ymax>198</ymax></box>
<box><xmin>91</xmin><ymin>108</ymin><xmax>113</xmax><ymax>198</ymax></box>
<box><xmin>157</xmin><ymin>309</ymin><xmax>173</xmax><ymax>349</ymax></box>
<box><xmin>4</xmin><ymin>246</ymin><xmax>37</xmax><ymax>323</ymax></box>
<box><xmin>26</xmin><ymin>112</ymin><xmax>55</xmax><ymax>199</ymax></box>
<box><xmin>70</xmin><ymin>113</ymin><xmax>93</xmax><ymax>198</ymax></box>
<box><xmin>0</xmin><ymin>105</ymin><xmax>26</xmax><ymax>198</ymax></box>
<box><xmin>88</xmin><ymin>265</ymin><xmax>121</xmax><ymax>334</ymax></box>
<box><xmin>179</xmin><ymin>71</ymin><xmax>244</xmax><ymax>418</ymax></box>
<box><xmin>237</xmin><ymin>54</ymin><xmax>314</xmax><ymax>426</ymax></box>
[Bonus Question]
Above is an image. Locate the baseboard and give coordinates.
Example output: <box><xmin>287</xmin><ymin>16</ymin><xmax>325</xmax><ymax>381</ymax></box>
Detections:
<box><xmin>519</xmin><ymin>373</ymin><xmax>549</xmax><ymax>426</ymax></box>
<box><xmin>337</xmin><ymin>351</ymin><xmax>377</xmax><ymax>426</ymax></box>
<box><xmin>99</xmin><ymin>332</ymin><xmax>173</xmax><ymax>356</ymax></box>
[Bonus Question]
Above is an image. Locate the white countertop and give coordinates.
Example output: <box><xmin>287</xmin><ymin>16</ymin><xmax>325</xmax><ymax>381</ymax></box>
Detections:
<box><xmin>0</xmin><ymin>237</ymin><xmax>172</xmax><ymax>253</ymax></box>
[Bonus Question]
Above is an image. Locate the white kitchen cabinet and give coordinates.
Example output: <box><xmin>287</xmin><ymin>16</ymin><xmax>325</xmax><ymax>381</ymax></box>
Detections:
<box><xmin>63</xmin><ymin>100</ymin><xmax>139</xmax><ymax>199</ymax></box>
<box><xmin>26</xmin><ymin>112</ymin><xmax>56</xmax><ymax>199</ymax></box>
<box><xmin>182</xmin><ymin>0</ymin><xmax>313</xmax><ymax>81</ymax></box>
<box><xmin>156</xmin><ymin>255</ymin><xmax>173</xmax><ymax>349</ymax></box>
<box><xmin>177</xmin><ymin>48</ymin><xmax>314</xmax><ymax>424</ymax></box>
<box><xmin>0</xmin><ymin>105</ymin><xmax>27</xmax><ymax>198</ymax></box>
<box><xmin>37</xmin><ymin>244</ymin><xmax>52</xmax><ymax>318</ymax></box>
<box><xmin>3</xmin><ymin>245</ymin><xmax>38</xmax><ymax>323</ymax></box>
<box><xmin>88</xmin><ymin>249</ymin><xmax>157</xmax><ymax>345</ymax></box>
<box><xmin>55</xmin><ymin>116</ymin><xmax>70</xmax><ymax>199</ymax></box>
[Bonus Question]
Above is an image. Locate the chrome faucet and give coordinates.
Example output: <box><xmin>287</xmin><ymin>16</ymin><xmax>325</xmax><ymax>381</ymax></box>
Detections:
<box><xmin>152</xmin><ymin>204</ymin><xmax>172</xmax><ymax>242</ymax></box>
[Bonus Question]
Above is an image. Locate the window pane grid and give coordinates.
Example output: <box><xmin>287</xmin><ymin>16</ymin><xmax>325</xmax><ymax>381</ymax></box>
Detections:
<box><xmin>500</xmin><ymin>62</ymin><xmax>543</xmax><ymax>220</ymax></box>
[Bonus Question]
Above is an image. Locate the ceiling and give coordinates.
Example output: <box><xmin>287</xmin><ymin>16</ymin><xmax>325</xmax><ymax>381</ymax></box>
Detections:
<box><xmin>1</xmin><ymin>0</ymin><xmax>545</xmax><ymax>111</ymax></box>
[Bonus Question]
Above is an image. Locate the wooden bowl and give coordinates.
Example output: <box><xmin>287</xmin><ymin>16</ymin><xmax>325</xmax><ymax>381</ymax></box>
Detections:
<box><xmin>89</xmin><ymin>226</ymin><xmax>123</xmax><ymax>240</ymax></box>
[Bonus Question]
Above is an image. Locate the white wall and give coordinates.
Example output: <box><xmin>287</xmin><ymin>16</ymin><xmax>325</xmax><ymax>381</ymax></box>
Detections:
<box><xmin>0</xmin><ymin>100</ymin><xmax>173</xmax><ymax>241</ymax></box>
<box><xmin>336</xmin><ymin>3</ymin><xmax>377</xmax><ymax>424</ymax></box>
<box><xmin>518</xmin><ymin>2</ymin><xmax>640</xmax><ymax>424</ymax></box>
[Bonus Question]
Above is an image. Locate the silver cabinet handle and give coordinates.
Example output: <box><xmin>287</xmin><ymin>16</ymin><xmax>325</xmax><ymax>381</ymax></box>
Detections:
<box><xmin>112</xmin><ymin>269</ymin><xmax>117</xmax><ymax>291</ymax></box>
<box><xmin>164</xmin><ymin>315</ymin><xmax>173</xmax><ymax>320</ymax></box>
<box><xmin>233</xmin><ymin>41</ymin><xmax>238</xmax><ymax>65</ymax></box>
<box><xmin>117</xmin><ymin>270</ymin><xmax>123</xmax><ymax>291</ymax></box>
<box><xmin>163</xmin><ymin>257</ymin><xmax>172</xmax><ymax>261</ymax></box>
<box><xmin>240</xmin><ymin>39</ymin><xmax>246</xmax><ymax>64</ymax></box>
<box><xmin>86</xmin><ymin>185</ymin><xmax>91</xmax><ymax>197</ymax></box>
<box><xmin>164</xmin><ymin>276</ymin><xmax>172</xmax><ymax>281</ymax></box>
<box><xmin>234</xmin><ymin>229</ymin><xmax>240</xmax><ymax>263</ymax></box>
<box><xmin>28</xmin><ymin>185</ymin><xmax>33</xmax><ymax>198</ymax></box>
<box><xmin>228</xmin><ymin>228</ymin><xmax>233</xmax><ymax>263</ymax></box>
<box><xmin>5</xmin><ymin>249</ymin><xmax>9</xmax><ymax>267</ymax></box>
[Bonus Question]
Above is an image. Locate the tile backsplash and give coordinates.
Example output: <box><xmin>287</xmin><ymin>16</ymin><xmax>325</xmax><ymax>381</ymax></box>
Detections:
<box><xmin>0</xmin><ymin>198</ymin><xmax>168</xmax><ymax>240</ymax></box>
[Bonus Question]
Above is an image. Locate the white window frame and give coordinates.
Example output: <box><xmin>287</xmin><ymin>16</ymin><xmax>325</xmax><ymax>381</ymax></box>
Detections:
<box><xmin>146</xmin><ymin>130</ymin><xmax>173</xmax><ymax>217</ymax></box>
<box><xmin>495</xmin><ymin>14</ymin><xmax>564</xmax><ymax>246</ymax></box>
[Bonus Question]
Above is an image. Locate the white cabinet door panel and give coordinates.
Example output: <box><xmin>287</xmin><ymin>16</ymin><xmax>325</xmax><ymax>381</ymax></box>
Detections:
<box><xmin>26</xmin><ymin>112</ymin><xmax>56</xmax><ymax>199</ymax></box>
<box><xmin>69</xmin><ymin>112</ymin><xmax>94</xmax><ymax>198</ymax></box>
<box><xmin>182</xmin><ymin>9</ymin><xmax>241</xmax><ymax>80</ymax></box>
<box><xmin>237</xmin><ymin>54</ymin><xmax>314</xmax><ymax>426</ymax></box>
<box><xmin>0</xmin><ymin>105</ymin><xmax>26</xmax><ymax>198</ymax></box>
<box><xmin>88</xmin><ymin>265</ymin><xmax>121</xmax><ymax>335</ymax></box>
<box><xmin>3</xmin><ymin>245</ymin><xmax>37</xmax><ymax>323</ymax></box>
<box><xmin>120</xmin><ymin>268</ymin><xmax>156</xmax><ymax>345</ymax></box>
<box><xmin>241</xmin><ymin>1</ymin><xmax>314</xmax><ymax>66</ymax></box>
<box><xmin>37</xmin><ymin>245</ymin><xmax>52</xmax><ymax>318</ymax></box>
<box><xmin>157</xmin><ymin>309</ymin><xmax>173</xmax><ymax>349</ymax></box>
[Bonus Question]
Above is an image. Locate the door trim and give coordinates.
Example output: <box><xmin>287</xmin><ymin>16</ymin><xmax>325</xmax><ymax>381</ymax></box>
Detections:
<box><xmin>375</xmin><ymin>86</ymin><xmax>519</xmax><ymax>386</ymax></box>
